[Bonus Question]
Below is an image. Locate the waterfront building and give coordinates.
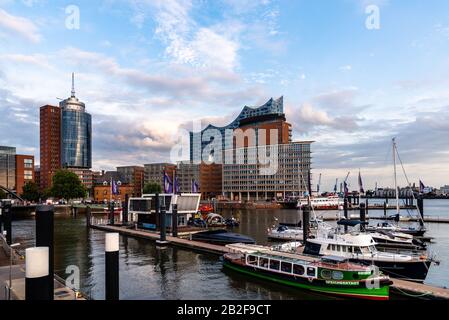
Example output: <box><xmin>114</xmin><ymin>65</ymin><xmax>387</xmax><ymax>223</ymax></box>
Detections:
<box><xmin>94</xmin><ymin>171</ymin><xmax>134</xmax><ymax>203</ymax></box>
<box><xmin>39</xmin><ymin>105</ymin><xmax>61</xmax><ymax>190</ymax></box>
<box><xmin>440</xmin><ymin>185</ymin><xmax>449</xmax><ymax>195</ymax></box>
<box><xmin>34</xmin><ymin>166</ymin><xmax>41</xmax><ymax>189</ymax></box>
<box><xmin>0</xmin><ymin>146</ymin><xmax>16</xmax><ymax>190</ymax></box>
<box><xmin>66</xmin><ymin>168</ymin><xmax>94</xmax><ymax>197</ymax></box>
<box><xmin>60</xmin><ymin>73</ymin><xmax>92</xmax><ymax>169</ymax></box>
<box><xmin>175</xmin><ymin>162</ymin><xmax>222</xmax><ymax>199</ymax></box>
<box><xmin>117</xmin><ymin>166</ymin><xmax>144</xmax><ymax>197</ymax></box>
<box><xmin>15</xmin><ymin>154</ymin><xmax>35</xmax><ymax>195</ymax></box>
<box><xmin>189</xmin><ymin>97</ymin><xmax>288</xmax><ymax>162</ymax></box>
<box><xmin>144</xmin><ymin>162</ymin><xmax>176</xmax><ymax>190</ymax></box>
<box><xmin>222</xmin><ymin>142</ymin><xmax>312</xmax><ymax>201</ymax></box>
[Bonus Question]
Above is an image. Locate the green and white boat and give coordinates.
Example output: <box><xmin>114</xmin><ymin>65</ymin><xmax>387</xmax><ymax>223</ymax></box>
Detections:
<box><xmin>223</xmin><ymin>250</ymin><xmax>392</xmax><ymax>300</ymax></box>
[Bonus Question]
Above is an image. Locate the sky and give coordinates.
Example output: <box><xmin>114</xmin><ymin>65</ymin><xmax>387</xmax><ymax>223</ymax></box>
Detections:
<box><xmin>1</xmin><ymin>0</ymin><xmax>449</xmax><ymax>191</ymax></box>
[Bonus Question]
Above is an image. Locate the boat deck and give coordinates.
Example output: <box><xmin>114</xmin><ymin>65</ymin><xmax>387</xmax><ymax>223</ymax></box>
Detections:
<box><xmin>91</xmin><ymin>223</ymin><xmax>449</xmax><ymax>300</ymax></box>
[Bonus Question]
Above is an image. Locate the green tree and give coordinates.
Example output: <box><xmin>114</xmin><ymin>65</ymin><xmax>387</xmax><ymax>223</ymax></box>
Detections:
<box><xmin>50</xmin><ymin>170</ymin><xmax>86</xmax><ymax>201</ymax></box>
<box><xmin>0</xmin><ymin>188</ymin><xmax>7</xmax><ymax>199</ymax></box>
<box><xmin>21</xmin><ymin>181</ymin><xmax>41</xmax><ymax>202</ymax></box>
<box><xmin>143</xmin><ymin>182</ymin><xmax>162</xmax><ymax>194</ymax></box>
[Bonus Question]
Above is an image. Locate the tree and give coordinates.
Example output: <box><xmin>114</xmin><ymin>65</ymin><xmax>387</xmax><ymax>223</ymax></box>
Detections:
<box><xmin>143</xmin><ymin>182</ymin><xmax>162</xmax><ymax>194</ymax></box>
<box><xmin>49</xmin><ymin>169</ymin><xmax>86</xmax><ymax>201</ymax></box>
<box><xmin>0</xmin><ymin>188</ymin><xmax>7</xmax><ymax>199</ymax></box>
<box><xmin>21</xmin><ymin>181</ymin><xmax>41</xmax><ymax>202</ymax></box>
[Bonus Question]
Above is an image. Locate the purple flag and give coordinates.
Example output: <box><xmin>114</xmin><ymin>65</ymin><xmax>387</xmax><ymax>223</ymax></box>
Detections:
<box><xmin>191</xmin><ymin>179</ymin><xmax>199</xmax><ymax>193</ymax></box>
<box><xmin>111</xmin><ymin>179</ymin><xmax>119</xmax><ymax>195</ymax></box>
<box><xmin>175</xmin><ymin>175</ymin><xmax>181</xmax><ymax>193</ymax></box>
<box><xmin>419</xmin><ymin>180</ymin><xmax>425</xmax><ymax>194</ymax></box>
<box><xmin>358</xmin><ymin>171</ymin><xmax>364</xmax><ymax>194</ymax></box>
<box><xmin>163</xmin><ymin>171</ymin><xmax>173</xmax><ymax>193</ymax></box>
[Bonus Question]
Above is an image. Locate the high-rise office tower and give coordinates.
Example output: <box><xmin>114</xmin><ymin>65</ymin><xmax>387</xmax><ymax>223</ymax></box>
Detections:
<box><xmin>60</xmin><ymin>73</ymin><xmax>92</xmax><ymax>169</ymax></box>
<box><xmin>40</xmin><ymin>105</ymin><xmax>61</xmax><ymax>190</ymax></box>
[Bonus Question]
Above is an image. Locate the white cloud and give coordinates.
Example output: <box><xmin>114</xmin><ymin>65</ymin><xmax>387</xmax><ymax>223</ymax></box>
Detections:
<box><xmin>0</xmin><ymin>9</ymin><xmax>42</xmax><ymax>43</ymax></box>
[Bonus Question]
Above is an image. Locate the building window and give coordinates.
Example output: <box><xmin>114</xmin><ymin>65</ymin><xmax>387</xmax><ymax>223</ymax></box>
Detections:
<box><xmin>24</xmin><ymin>159</ymin><xmax>33</xmax><ymax>168</ymax></box>
<box><xmin>24</xmin><ymin>170</ymin><xmax>33</xmax><ymax>180</ymax></box>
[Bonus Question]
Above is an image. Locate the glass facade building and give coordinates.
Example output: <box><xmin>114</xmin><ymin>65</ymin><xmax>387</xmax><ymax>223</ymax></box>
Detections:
<box><xmin>59</xmin><ymin>82</ymin><xmax>92</xmax><ymax>169</ymax></box>
<box><xmin>189</xmin><ymin>97</ymin><xmax>285</xmax><ymax>162</ymax></box>
<box><xmin>0</xmin><ymin>146</ymin><xmax>16</xmax><ymax>190</ymax></box>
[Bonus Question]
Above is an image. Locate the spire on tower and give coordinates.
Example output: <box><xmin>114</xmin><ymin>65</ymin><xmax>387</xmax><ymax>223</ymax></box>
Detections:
<box><xmin>71</xmin><ymin>72</ymin><xmax>75</xmax><ymax>97</ymax></box>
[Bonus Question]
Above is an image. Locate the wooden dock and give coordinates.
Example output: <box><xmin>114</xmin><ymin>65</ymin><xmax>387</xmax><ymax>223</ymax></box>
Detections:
<box><xmin>92</xmin><ymin>223</ymin><xmax>449</xmax><ymax>300</ymax></box>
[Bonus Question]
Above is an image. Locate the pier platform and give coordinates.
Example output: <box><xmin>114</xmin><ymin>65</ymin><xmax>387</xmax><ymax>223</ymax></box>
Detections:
<box><xmin>92</xmin><ymin>223</ymin><xmax>449</xmax><ymax>300</ymax></box>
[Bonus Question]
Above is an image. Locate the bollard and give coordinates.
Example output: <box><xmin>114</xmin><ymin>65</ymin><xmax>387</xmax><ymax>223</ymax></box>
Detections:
<box><xmin>159</xmin><ymin>206</ymin><xmax>167</xmax><ymax>242</ymax></box>
<box><xmin>3</xmin><ymin>202</ymin><xmax>12</xmax><ymax>245</ymax></box>
<box><xmin>35</xmin><ymin>205</ymin><xmax>54</xmax><ymax>299</ymax></box>
<box><xmin>86</xmin><ymin>206</ymin><xmax>92</xmax><ymax>228</ymax></box>
<box><xmin>109</xmin><ymin>202</ymin><xmax>115</xmax><ymax>225</ymax></box>
<box><xmin>383</xmin><ymin>202</ymin><xmax>387</xmax><ymax>218</ymax></box>
<box><xmin>25</xmin><ymin>247</ymin><xmax>51</xmax><ymax>300</ymax></box>
<box><xmin>417</xmin><ymin>197</ymin><xmax>424</xmax><ymax>227</ymax></box>
<box><xmin>0</xmin><ymin>200</ymin><xmax>3</xmax><ymax>233</ymax></box>
<box><xmin>302</xmin><ymin>205</ymin><xmax>310</xmax><ymax>244</ymax></box>
<box><xmin>360</xmin><ymin>203</ymin><xmax>366</xmax><ymax>232</ymax></box>
<box><xmin>365</xmin><ymin>198</ymin><xmax>369</xmax><ymax>218</ymax></box>
<box><xmin>105</xmin><ymin>233</ymin><xmax>119</xmax><ymax>300</ymax></box>
<box><xmin>172</xmin><ymin>204</ymin><xmax>178</xmax><ymax>237</ymax></box>
<box><xmin>123</xmin><ymin>194</ymin><xmax>129</xmax><ymax>225</ymax></box>
<box><xmin>343</xmin><ymin>198</ymin><xmax>348</xmax><ymax>233</ymax></box>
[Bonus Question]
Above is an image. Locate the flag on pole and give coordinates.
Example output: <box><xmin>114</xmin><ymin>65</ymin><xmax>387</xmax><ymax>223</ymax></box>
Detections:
<box><xmin>174</xmin><ymin>175</ymin><xmax>181</xmax><ymax>193</ymax></box>
<box><xmin>111</xmin><ymin>179</ymin><xmax>119</xmax><ymax>195</ymax></box>
<box><xmin>358</xmin><ymin>171</ymin><xmax>364</xmax><ymax>194</ymax></box>
<box><xmin>163</xmin><ymin>171</ymin><xmax>173</xmax><ymax>193</ymax></box>
<box><xmin>419</xmin><ymin>180</ymin><xmax>425</xmax><ymax>194</ymax></box>
<box><xmin>191</xmin><ymin>179</ymin><xmax>199</xmax><ymax>193</ymax></box>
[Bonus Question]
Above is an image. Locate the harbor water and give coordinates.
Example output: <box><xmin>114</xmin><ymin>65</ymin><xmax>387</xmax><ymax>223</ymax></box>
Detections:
<box><xmin>9</xmin><ymin>199</ymin><xmax>449</xmax><ymax>300</ymax></box>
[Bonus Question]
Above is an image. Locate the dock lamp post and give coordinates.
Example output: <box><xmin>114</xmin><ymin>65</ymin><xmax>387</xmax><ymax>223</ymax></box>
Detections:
<box><xmin>25</xmin><ymin>247</ymin><xmax>51</xmax><ymax>300</ymax></box>
<box><xmin>105</xmin><ymin>233</ymin><xmax>119</xmax><ymax>300</ymax></box>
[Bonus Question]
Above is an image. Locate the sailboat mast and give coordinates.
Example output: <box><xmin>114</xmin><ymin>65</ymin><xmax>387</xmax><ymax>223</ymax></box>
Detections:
<box><xmin>393</xmin><ymin>138</ymin><xmax>400</xmax><ymax>215</ymax></box>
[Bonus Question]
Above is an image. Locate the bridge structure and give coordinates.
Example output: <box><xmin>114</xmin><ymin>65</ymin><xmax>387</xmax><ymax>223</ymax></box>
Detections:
<box><xmin>0</xmin><ymin>185</ymin><xmax>25</xmax><ymax>203</ymax></box>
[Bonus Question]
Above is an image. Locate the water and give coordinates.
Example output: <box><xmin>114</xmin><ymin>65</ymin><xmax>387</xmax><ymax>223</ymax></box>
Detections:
<box><xmin>9</xmin><ymin>199</ymin><xmax>449</xmax><ymax>299</ymax></box>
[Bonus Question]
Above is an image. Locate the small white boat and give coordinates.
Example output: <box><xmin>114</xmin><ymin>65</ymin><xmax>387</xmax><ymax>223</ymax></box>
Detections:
<box><xmin>297</xmin><ymin>195</ymin><xmax>342</xmax><ymax>210</ymax></box>
<box><xmin>267</xmin><ymin>225</ymin><xmax>303</xmax><ymax>241</ymax></box>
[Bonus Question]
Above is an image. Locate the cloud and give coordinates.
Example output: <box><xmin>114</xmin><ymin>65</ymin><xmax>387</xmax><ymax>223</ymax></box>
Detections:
<box><xmin>0</xmin><ymin>9</ymin><xmax>42</xmax><ymax>43</ymax></box>
<box><xmin>292</xmin><ymin>103</ymin><xmax>360</xmax><ymax>133</ymax></box>
<box><xmin>0</xmin><ymin>53</ymin><xmax>52</xmax><ymax>69</ymax></box>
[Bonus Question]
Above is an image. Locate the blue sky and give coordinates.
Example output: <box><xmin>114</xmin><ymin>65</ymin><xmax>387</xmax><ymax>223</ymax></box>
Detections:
<box><xmin>1</xmin><ymin>0</ymin><xmax>449</xmax><ymax>191</ymax></box>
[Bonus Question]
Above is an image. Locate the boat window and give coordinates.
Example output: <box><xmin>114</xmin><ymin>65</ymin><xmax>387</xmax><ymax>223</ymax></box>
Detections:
<box><xmin>331</xmin><ymin>244</ymin><xmax>336</xmax><ymax>251</ymax></box>
<box><xmin>369</xmin><ymin>246</ymin><xmax>377</xmax><ymax>253</ymax></box>
<box><xmin>361</xmin><ymin>247</ymin><xmax>370</xmax><ymax>254</ymax></box>
<box><xmin>247</xmin><ymin>255</ymin><xmax>258</xmax><ymax>266</ymax></box>
<box><xmin>342</xmin><ymin>246</ymin><xmax>347</xmax><ymax>252</ymax></box>
<box><xmin>269</xmin><ymin>259</ymin><xmax>280</xmax><ymax>271</ymax></box>
<box><xmin>332</xmin><ymin>271</ymin><xmax>344</xmax><ymax>280</ymax></box>
<box><xmin>327</xmin><ymin>244</ymin><xmax>332</xmax><ymax>250</ymax></box>
<box><xmin>354</xmin><ymin>247</ymin><xmax>362</xmax><ymax>254</ymax></box>
<box><xmin>337</xmin><ymin>245</ymin><xmax>341</xmax><ymax>251</ymax></box>
<box><xmin>281</xmin><ymin>262</ymin><xmax>292</xmax><ymax>273</ymax></box>
<box><xmin>307</xmin><ymin>267</ymin><xmax>316</xmax><ymax>277</ymax></box>
<box><xmin>259</xmin><ymin>258</ymin><xmax>269</xmax><ymax>268</ymax></box>
<box><xmin>293</xmin><ymin>264</ymin><xmax>305</xmax><ymax>276</ymax></box>
<box><xmin>321</xmin><ymin>269</ymin><xmax>332</xmax><ymax>279</ymax></box>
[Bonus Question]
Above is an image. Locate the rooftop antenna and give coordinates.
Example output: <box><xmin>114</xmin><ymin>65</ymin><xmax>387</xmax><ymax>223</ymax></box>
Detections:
<box><xmin>71</xmin><ymin>72</ymin><xmax>75</xmax><ymax>97</ymax></box>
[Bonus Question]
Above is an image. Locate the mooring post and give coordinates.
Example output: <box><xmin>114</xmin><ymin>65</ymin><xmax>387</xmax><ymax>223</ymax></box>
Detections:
<box><xmin>123</xmin><ymin>194</ymin><xmax>129</xmax><ymax>225</ymax></box>
<box><xmin>160</xmin><ymin>205</ymin><xmax>167</xmax><ymax>242</ymax></box>
<box><xmin>302</xmin><ymin>205</ymin><xmax>310</xmax><ymax>245</ymax></box>
<box><xmin>365</xmin><ymin>198</ymin><xmax>369</xmax><ymax>218</ymax></box>
<box><xmin>25</xmin><ymin>247</ymin><xmax>51</xmax><ymax>300</ymax></box>
<box><xmin>109</xmin><ymin>201</ymin><xmax>115</xmax><ymax>225</ymax></box>
<box><xmin>172</xmin><ymin>204</ymin><xmax>178</xmax><ymax>237</ymax></box>
<box><xmin>417</xmin><ymin>196</ymin><xmax>425</xmax><ymax>227</ymax></box>
<box><xmin>383</xmin><ymin>202</ymin><xmax>387</xmax><ymax>218</ymax></box>
<box><xmin>0</xmin><ymin>200</ymin><xmax>4</xmax><ymax>233</ymax></box>
<box><xmin>360</xmin><ymin>202</ymin><xmax>366</xmax><ymax>232</ymax></box>
<box><xmin>343</xmin><ymin>197</ymin><xmax>348</xmax><ymax>233</ymax></box>
<box><xmin>86</xmin><ymin>205</ymin><xmax>91</xmax><ymax>227</ymax></box>
<box><xmin>3</xmin><ymin>201</ymin><xmax>12</xmax><ymax>245</ymax></box>
<box><xmin>35</xmin><ymin>205</ymin><xmax>54</xmax><ymax>299</ymax></box>
<box><xmin>105</xmin><ymin>233</ymin><xmax>119</xmax><ymax>300</ymax></box>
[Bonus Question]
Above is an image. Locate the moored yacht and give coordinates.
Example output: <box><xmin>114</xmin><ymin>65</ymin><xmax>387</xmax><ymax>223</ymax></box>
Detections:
<box><xmin>302</xmin><ymin>224</ymin><xmax>434</xmax><ymax>282</ymax></box>
<box><xmin>297</xmin><ymin>195</ymin><xmax>342</xmax><ymax>210</ymax></box>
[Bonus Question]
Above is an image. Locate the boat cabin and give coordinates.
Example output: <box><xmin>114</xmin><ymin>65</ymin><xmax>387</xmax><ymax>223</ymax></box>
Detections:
<box><xmin>128</xmin><ymin>193</ymin><xmax>201</xmax><ymax>230</ymax></box>
<box><xmin>244</xmin><ymin>253</ymin><xmax>318</xmax><ymax>279</ymax></box>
